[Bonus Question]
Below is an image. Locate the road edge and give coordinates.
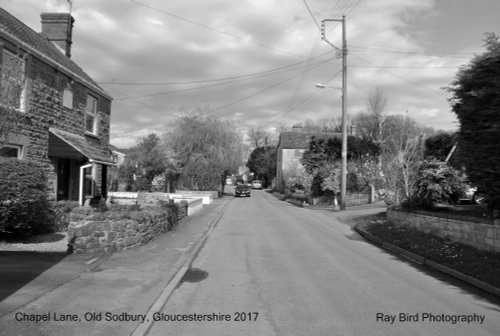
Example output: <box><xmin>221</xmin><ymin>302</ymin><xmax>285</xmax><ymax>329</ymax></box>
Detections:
<box><xmin>354</xmin><ymin>223</ymin><xmax>500</xmax><ymax>298</ymax></box>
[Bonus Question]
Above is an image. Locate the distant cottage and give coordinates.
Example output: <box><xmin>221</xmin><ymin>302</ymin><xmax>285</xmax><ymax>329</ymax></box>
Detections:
<box><xmin>0</xmin><ymin>8</ymin><xmax>115</xmax><ymax>204</ymax></box>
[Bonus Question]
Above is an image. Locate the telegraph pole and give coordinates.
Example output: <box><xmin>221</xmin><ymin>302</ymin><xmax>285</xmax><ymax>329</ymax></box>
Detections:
<box><xmin>321</xmin><ymin>15</ymin><xmax>347</xmax><ymax>210</ymax></box>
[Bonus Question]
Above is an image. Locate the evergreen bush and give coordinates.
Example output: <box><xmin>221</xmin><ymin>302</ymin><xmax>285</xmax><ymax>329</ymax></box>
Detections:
<box><xmin>0</xmin><ymin>158</ymin><xmax>55</xmax><ymax>239</ymax></box>
<box><xmin>403</xmin><ymin>160</ymin><xmax>463</xmax><ymax>210</ymax></box>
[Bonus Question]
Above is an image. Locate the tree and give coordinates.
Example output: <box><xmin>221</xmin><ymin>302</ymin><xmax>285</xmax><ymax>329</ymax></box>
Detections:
<box><xmin>300</xmin><ymin>135</ymin><xmax>380</xmax><ymax>199</ymax></box>
<box><xmin>424</xmin><ymin>132</ymin><xmax>457</xmax><ymax>162</ymax></box>
<box><xmin>246</xmin><ymin>146</ymin><xmax>277</xmax><ymax>187</ymax></box>
<box><xmin>381</xmin><ymin>115</ymin><xmax>424</xmax><ymax>203</ymax></box>
<box><xmin>247</xmin><ymin>127</ymin><xmax>269</xmax><ymax>149</ymax></box>
<box><xmin>164</xmin><ymin>109</ymin><xmax>244</xmax><ymax>192</ymax></box>
<box><xmin>301</xmin><ymin>117</ymin><xmax>341</xmax><ymax>132</ymax></box>
<box><xmin>301</xmin><ymin>136</ymin><xmax>380</xmax><ymax>175</ymax></box>
<box><xmin>353</xmin><ymin>87</ymin><xmax>388</xmax><ymax>148</ymax></box>
<box><xmin>121</xmin><ymin>133</ymin><xmax>166</xmax><ymax>191</ymax></box>
<box><xmin>406</xmin><ymin>159</ymin><xmax>464</xmax><ymax>210</ymax></box>
<box><xmin>136</xmin><ymin>134</ymin><xmax>166</xmax><ymax>191</ymax></box>
<box><xmin>446</xmin><ymin>33</ymin><xmax>500</xmax><ymax>210</ymax></box>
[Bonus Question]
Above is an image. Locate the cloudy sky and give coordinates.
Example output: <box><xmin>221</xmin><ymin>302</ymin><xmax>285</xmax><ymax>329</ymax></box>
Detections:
<box><xmin>3</xmin><ymin>0</ymin><xmax>500</xmax><ymax>148</ymax></box>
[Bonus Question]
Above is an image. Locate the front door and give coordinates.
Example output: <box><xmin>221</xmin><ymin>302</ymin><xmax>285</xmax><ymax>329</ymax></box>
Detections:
<box><xmin>56</xmin><ymin>158</ymin><xmax>71</xmax><ymax>201</ymax></box>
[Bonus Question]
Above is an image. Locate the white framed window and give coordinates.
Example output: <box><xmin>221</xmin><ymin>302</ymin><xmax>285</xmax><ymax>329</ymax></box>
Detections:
<box><xmin>1</xmin><ymin>50</ymin><xmax>27</xmax><ymax>112</ymax></box>
<box><xmin>85</xmin><ymin>95</ymin><xmax>98</xmax><ymax>135</ymax></box>
<box><xmin>0</xmin><ymin>144</ymin><xmax>23</xmax><ymax>159</ymax></box>
<box><xmin>62</xmin><ymin>82</ymin><xmax>73</xmax><ymax>109</ymax></box>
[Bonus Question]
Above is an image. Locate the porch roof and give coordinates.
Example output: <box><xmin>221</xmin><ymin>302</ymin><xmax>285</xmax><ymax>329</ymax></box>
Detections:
<box><xmin>48</xmin><ymin>128</ymin><xmax>115</xmax><ymax>165</ymax></box>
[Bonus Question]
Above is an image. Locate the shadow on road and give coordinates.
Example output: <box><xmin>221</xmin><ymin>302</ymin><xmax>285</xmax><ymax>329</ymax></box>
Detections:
<box><xmin>0</xmin><ymin>251</ymin><xmax>67</xmax><ymax>302</ymax></box>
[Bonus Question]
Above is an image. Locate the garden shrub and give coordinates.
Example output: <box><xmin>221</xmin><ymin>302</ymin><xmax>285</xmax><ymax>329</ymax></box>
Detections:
<box><xmin>403</xmin><ymin>159</ymin><xmax>463</xmax><ymax>210</ymax></box>
<box><xmin>0</xmin><ymin>158</ymin><xmax>55</xmax><ymax>239</ymax></box>
<box><xmin>51</xmin><ymin>200</ymin><xmax>80</xmax><ymax>231</ymax></box>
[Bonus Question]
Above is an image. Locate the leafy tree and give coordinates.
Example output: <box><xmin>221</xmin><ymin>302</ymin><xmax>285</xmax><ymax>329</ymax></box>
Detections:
<box><xmin>404</xmin><ymin>159</ymin><xmax>463</xmax><ymax>210</ymax></box>
<box><xmin>136</xmin><ymin>134</ymin><xmax>166</xmax><ymax>190</ymax></box>
<box><xmin>301</xmin><ymin>135</ymin><xmax>380</xmax><ymax>175</ymax></box>
<box><xmin>246</xmin><ymin>146</ymin><xmax>277</xmax><ymax>188</ymax></box>
<box><xmin>121</xmin><ymin>133</ymin><xmax>166</xmax><ymax>191</ymax></box>
<box><xmin>300</xmin><ymin>135</ymin><xmax>380</xmax><ymax>198</ymax></box>
<box><xmin>446</xmin><ymin>33</ymin><xmax>500</xmax><ymax>209</ymax></box>
<box><xmin>117</xmin><ymin>163</ymin><xmax>137</xmax><ymax>191</ymax></box>
<box><xmin>164</xmin><ymin>109</ymin><xmax>244</xmax><ymax>192</ymax></box>
<box><xmin>301</xmin><ymin>136</ymin><xmax>340</xmax><ymax>175</ymax></box>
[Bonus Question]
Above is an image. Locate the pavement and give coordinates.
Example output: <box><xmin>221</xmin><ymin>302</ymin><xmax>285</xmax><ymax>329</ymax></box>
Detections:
<box><xmin>0</xmin><ymin>197</ymin><xmax>230</xmax><ymax>336</ymax></box>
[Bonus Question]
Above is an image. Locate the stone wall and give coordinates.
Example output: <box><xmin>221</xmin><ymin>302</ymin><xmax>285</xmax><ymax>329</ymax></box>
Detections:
<box><xmin>346</xmin><ymin>192</ymin><xmax>370</xmax><ymax>206</ymax></box>
<box><xmin>345</xmin><ymin>186</ymin><xmax>376</xmax><ymax>206</ymax></box>
<box><xmin>68</xmin><ymin>203</ymin><xmax>188</xmax><ymax>253</ymax></box>
<box><xmin>387</xmin><ymin>209</ymin><xmax>500</xmax><ymax>253</ymax></box>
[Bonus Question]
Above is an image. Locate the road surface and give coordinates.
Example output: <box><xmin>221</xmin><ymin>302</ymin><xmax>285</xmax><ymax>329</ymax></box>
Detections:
<box><xmin>147</xmin><ymin>189</ymin><xmax>500</xmax><ymax>336</ymax></box>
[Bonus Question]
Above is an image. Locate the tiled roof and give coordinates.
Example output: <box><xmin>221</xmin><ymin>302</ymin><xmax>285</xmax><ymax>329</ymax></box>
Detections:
<box><xmin>278</xmin><ymin>131</ymin><xmax>341</xmax><ymax>149</ymax></box>
<box><xmin>50</xmin><ymin>128</ymin><xmax>115</xmax><ymax>165</ymax></box>
<box><xmin>0</xmin><ymin>7</ymin><xmax>110</xmax><ymax>99</ymax></box>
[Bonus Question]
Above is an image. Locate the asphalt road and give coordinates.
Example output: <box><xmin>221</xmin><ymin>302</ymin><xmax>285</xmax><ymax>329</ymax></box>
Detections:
<box><xmin>147</xmin><ymin>188</ymin><xmax>500</xmax><ymax>336</ymax></box>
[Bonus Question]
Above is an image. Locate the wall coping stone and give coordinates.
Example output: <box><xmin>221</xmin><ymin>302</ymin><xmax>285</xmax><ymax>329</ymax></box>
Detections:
<box><xmin>390</xmin><ymin>208</ymin><xmax>493</xmax><ymax>225</ymax></box>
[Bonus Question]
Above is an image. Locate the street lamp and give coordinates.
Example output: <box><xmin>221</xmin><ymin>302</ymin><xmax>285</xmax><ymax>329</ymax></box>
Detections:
<box><xmin>315</xmin><ymin>83</ymin><xmax>341</xmax><ymax>90</ymax></box>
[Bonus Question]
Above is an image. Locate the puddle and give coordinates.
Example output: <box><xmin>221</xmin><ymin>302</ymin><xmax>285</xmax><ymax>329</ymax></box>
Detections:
<box><xmin>181</xmin><ymin>267</ymin><xmax>208</xmax><ymax>283</ymax></box>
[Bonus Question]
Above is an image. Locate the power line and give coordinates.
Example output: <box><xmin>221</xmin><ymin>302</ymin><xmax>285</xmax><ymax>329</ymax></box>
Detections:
<box><xmin>302</xmin><ymin>0</ymin><xmax>321</xmax><ymax>32</ymax></box>
<box><xmin>349</xmin><ymin>44</ymin><xmax>475</xmax><ymax>58</ymax></box>
<box><xmin>213</xmin><ymin>58</ymin><xmax>334</xmax><ymax>111</ymax></box>
<box><xmin>350</xmin><ymin>64</ymin><xmax>460</xmax><ymax>69</ymax></box>
<box><xmin>130</xmin><ymin>0</ymin><xmax>310</xmax><ymax>59</ymax></box>
<box><xmin>351</xmin><ymin>54</ymin><xmax>448</xmax><ymax>96</ymax></box>
<box><xmin>114</xmin><ymin>56</ymin><xmax>334</xmax><ymax>101</ymax></box>
<box><xmin>285</xmin><ymin>68</ymin><xmax>343</xmax><ymax>114</ymax></box>
<box><xmin>98</xmin><ymin>50</ymin><xmax>334</xmax><ymax>87</ymax></box>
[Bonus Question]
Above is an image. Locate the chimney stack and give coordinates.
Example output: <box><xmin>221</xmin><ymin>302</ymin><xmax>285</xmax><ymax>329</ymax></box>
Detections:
<box><xmin>41</xmin><ymin>13</ymin><xmax>74</xmax><ymax>58</ymax></box>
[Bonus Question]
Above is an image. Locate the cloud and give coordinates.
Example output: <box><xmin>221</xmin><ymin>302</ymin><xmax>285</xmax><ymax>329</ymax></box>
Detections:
<box><xmin>4</xmin><ymin>0</ymin><xmax>496</xmax><ymax>148</ymax></box>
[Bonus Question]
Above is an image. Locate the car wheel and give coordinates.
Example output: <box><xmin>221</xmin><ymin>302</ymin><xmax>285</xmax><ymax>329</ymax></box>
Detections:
<box><xmin>473</xmin><ymin>193</ymin><xmax>486</xmax><ymax>204</ymax></box>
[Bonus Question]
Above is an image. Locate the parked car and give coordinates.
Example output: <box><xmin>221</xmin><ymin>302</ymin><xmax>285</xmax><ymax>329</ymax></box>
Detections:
<box><xmin>235</xmin><ymin>184</ymin><xmax>251</xmax><ymax>197</ymax></box>
<box><xmin>461</xmin><ymin>184</ymin><xmax>486</xmax><ymax>204</ymax></box>
<box><xmin>252</xmin><ymin>180</ymin><xmax>263</xmax><ymax>189</ymax></box>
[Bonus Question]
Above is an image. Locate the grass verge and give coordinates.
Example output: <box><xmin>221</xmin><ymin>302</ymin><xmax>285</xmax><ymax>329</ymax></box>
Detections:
<box><xmin>364</xmin><ymin>218</ymin><xmax>500</xmax><ymax>289</ymax></box>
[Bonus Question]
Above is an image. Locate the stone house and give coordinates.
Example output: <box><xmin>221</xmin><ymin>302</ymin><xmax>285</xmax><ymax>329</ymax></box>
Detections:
<box><xmin>0</xmin><ymin>8</ymin><xmax>115</xmax><ymax>204</ymax></box>
<box><xmin>275</xmin><ymin>129</ymin><xmax>341</xmax><ymax>192</ymax></box>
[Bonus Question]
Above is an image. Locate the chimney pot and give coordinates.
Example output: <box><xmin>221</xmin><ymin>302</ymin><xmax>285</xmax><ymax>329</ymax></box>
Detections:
<box><xmin>41</xmin><ymin>13</ymin><xmax>74</xmax><ymax>58</ymax></box>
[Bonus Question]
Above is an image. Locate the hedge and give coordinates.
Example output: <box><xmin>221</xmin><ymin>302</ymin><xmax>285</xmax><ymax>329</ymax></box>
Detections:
<box><xmin>0</xmin><ymin>157</ymin><xmax>55</xmax><ymax>239</ymax></box>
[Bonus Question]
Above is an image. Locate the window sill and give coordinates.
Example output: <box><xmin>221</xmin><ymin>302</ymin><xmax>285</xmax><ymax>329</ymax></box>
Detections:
<box><xmin>84</xmin><ymin>132</ymin><xmax>100</xmax><ymax>139</ymax></box>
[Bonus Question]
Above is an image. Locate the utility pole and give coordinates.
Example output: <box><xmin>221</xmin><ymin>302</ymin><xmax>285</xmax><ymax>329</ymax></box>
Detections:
<box><xmin>321</xmin><ymin>15</ymin><xmax>348</xmax><ymax>210</ymax></box>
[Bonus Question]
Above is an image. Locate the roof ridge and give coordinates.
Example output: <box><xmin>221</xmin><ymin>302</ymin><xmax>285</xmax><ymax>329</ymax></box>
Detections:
<box><xmin>0</xmin><ymin>7</ymin><xmax>111</xmax><ymax>100</ymax></box>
